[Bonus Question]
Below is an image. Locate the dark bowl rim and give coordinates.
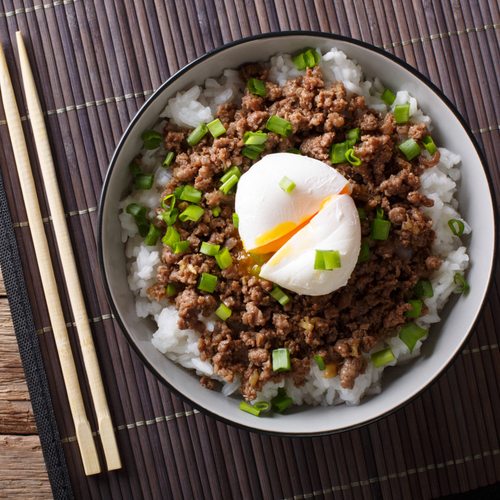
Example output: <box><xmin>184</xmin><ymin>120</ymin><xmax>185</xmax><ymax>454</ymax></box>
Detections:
<box><xmin>97</xmin><ymin>30</ymin><xmax>499</xmax><ymax>438</ymax></box>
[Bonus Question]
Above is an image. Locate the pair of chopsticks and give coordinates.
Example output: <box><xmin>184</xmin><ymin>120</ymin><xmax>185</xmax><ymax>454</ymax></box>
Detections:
<box><xmin>0</xmin><ymin>33</ymin><xmax>121</xmax><ymax>475</ymax></box>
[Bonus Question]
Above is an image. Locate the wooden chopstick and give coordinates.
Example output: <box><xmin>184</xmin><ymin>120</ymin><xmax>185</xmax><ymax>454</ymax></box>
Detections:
<box><xmin>0</xmin><ymin>40</ymin><xmax>101</xmax><ymax>476</ymax></box>
<box><xmin>15</xmin><ymin>32</ymin><xmax>122</xmax><ymax>472</ymax></box>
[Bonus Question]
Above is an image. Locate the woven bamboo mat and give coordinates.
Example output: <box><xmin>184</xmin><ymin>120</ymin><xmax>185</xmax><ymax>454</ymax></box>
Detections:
<box><xmin>0</xmin><ymin>1</ymin><xmax>500</xmax><ymax>499</ymax></box>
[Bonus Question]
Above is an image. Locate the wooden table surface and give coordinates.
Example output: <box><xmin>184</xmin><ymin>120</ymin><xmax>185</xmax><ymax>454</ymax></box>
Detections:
<box><xmin>0</xmin><ymin>268</ymin><xmax>52</xmax><ymax>499</ymax></box>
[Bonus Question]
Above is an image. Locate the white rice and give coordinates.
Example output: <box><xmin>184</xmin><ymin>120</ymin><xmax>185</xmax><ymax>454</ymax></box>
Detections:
<box><xmin>120</xmin><ymin>46</ymin><xmax>470</xmax><ymax>407</ymax></box>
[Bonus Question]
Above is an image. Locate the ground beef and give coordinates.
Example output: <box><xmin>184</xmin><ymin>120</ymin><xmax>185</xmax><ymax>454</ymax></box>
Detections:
<box><xmin>144</xmin><ymin>64</ymin><xmax>441</xmax><ymax>400</ymax></box>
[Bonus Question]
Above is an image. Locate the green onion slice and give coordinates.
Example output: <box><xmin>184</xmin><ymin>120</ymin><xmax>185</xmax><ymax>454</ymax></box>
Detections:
<box><xmin>357</xmin><ymin>241</ymin><xmax>370</xmax><ymax>263</ymax></box>
<box><xmin>161</xmin><ymin>194</ymin><xmax>175</xmax><ymax>211</ymax></box>
<box><xmin>270</xmin><ymin>285</ymin><xmax>290</xmax><ymax>306</ymax></box>
<box><xmin>129</xmin><ymin>163</ymin><xmax>142</xmax><ymax>175</ymax></box>
<box><xmin>454</xmin><ymin>273</ymin><xmax>470</xmax><ymax>293</ymax></box>
<box><xmin>144</xmin><ymin>224</ymin><xmax>162</xmax><ymax>246</ymax></box>
<box><xmin>135</xmin><ymin>174</ymin><xmax>154</xmax><ymax>190</ymax></box>
<box><xmin>272</xmin><ymin>348</ymin><xmax>291</xmax><ymax>372</ymax></box>
<box><xmin>271</xmin><ymin>393</ymin><xmax>293</xmax><ymax>413</ymax></box>
<box><xmin>239</xmin><ymin>401</ymin><xmax>262</xmax><ymax>416</ymax></box>
<box><xmin>380</xmin><ymin>88</ymin><xmax>397</xmax><ymax>106</ymax></box>
<box><xmin>242</xmin><ymin>146</ymin><xmax>261</xmax><ymax>160</ymax></box>
<box><xmin>220</xmin><ymin>174</ymin><xmax>239</xmax><ymax>195</ymax></box>
<box><xmin>422</xmin><ymin>136</ymin><xmax>438</xmax><ymax>156</ymax></box>
<box><xmin>370</xmin><ymin>219</ymin><xmax>391</xmax><ymax>240</ymax></box>
<box><xmin>215</xmin><ymin>247</ymin><xmax>233</xmax><ymax>269</ymax></box>
<box><xmin>357</xmin><ymin>208</ymin><xmax>367</xmax><ymax>221</ymax></box>
<box><xmin>162</xmin><ymin>152</ymin><xmax>175</xmax><ymax>168</ymax></box>
<box><xmin>448</xmin><ymin>219</ymin><xmax>465</xmax><ymax>236</ymax></box>
<box><xmin>399</xmin><ymin>323</ymin><xmax>428</xmax><ymax>354</ymax></box>
<box><xmin>198</xmin><ymin>272</ymin><xmax>217</xmax><ymax>293</ymax></box>
<box><xmin>347</xmin><ymin>127</ymin><xmax>361</xmax><ymax>142</ymax></box>
<box><xmin>232</xmin><ymin>213</ymin><xmax>239</xmax><ymax>228</ymax></box>
<box><xmin>215</xmin><ymin>302</ymin><xmax>232</xmax><ymax>321</ymax></box>
<box><xmin>266</xmin><ymin>115</ymin><xmax>293</xmax><ymax>137</ymax></box>
<box><xmin>279</xmin><ymin>176</ymin><xmax>296</xmax><ymax>194</ymax></box>
<box><xmin>244</xmin><ymin>130</ymin><xmax>268</xmax><ymax>146</ymax></box>
<box><xmin>200</xmin><ymin>242</ymin><xmax>220</xmax><ymax>256</ymax></box>
<box><xmin>404</xmin><ymin>299</ymin><xmax>422</xmax><ymax>318</ymax></box>
<box><xmin>162</xmin><ymin>226</ymin><xmax>180</xmax><ymax>249</ymax></box>
<box><xmin>413</xmin><ymin>280</ymin><xmax>434</xmax><ymax>298</ymax></box>
<box><xmin>345</xmin><ymin>148</ymin><xmax>361</xmax><ymax>166</ymax></box>
<box><xmin>157</xmin><ymin>208</ymin><xmax>178</xmax><ymax>226</ymax></box>
<box><xmin>371</xmin><ymin>347</ymin><xmax>395</xmax><ymax>368</ymax></box>
<box><xmin>207</xmin><ymin>118</ymin><xmax>226</xmax><ymax>138</ymax></box>
<box><xmin>314</xmin><ymin>355</ymin><xmax>326</xmax><ymax>371</ymax></box>
<box><xmin>126</xmin><ymin>203</ymin><xmax>146</xmax><ymax>219</ymax></box>
<box><xmin>212</xmin><ymin>206</ymin><xmax>221</xmax><ymax>217</ymax></box>
<box><xmin>220</xmin><ymin>166</ymin><xmax>242</xmax><ymax>184</ymax></box>
<box><xmin>375</xmin><ymin>207</ymin><xmax>384</xmax><ymax>220</ymax></box>
<box><xmin>398</xmin><ymin>138</ymin><xmax>422</xmax><ymax>161</ymax></box>
<box><xmin>330</xmin><ymin>141</ymin><xmax>349</xmax><ymax>164</ymax></box>
<box><xmin>174</xmin><ymin>186</ymin><xmax>184</xmax><ymax>198</ymax></box>
<box><xmin>293</xmin><ymin>49</ymin><xmax>320</xmax><ymax>70</ymax></box>
<box><xmin>287</xmin><ymin>148</ymin><xmax>301</xmax><ymax>155</ymax></box>
<box><xmin>173</xmin><ymin>240</ymin><xmax>189</xmax><ymax>254</ymax></box>
<box><xmin>166</xmin><ymin>283</ymin><xmax>176</xmax><ymax>295</ymax></box>
<box><xmin>254</xmin><ymin>402</ymin><xmax>270</xmax><ymax>411</ymax></box>
<box><xmin>247</xmin><ymin>78</ymin><xmax>267</xmax><ymax>97</ymax></box>
<box><xmin>314</xmin><ymin>250</ymin><xmax>341</xmax><ymax>270</ymax></box>
<box><xmin>186</xmin><ymin>123</ymin><xmax>208</xmax><ymax>146</ymax></box>
<box><xmin>141</xmin><ymin>130</ymin><xmax>162</xmax><ymax>150</ymax></box>
<box><xmin>394</xmin><ymin>103</ymin><xmax>410</xmax><ymax>123</ymax></box>
<box><xmin>179</xmin><ymin>185</ymin><xmax>202</xmax><ymax>204</ymax></box>
<box><xmin>179</xmin><ymin>205</ymin><xmax>204</xmax><ymax>222</ymax></box>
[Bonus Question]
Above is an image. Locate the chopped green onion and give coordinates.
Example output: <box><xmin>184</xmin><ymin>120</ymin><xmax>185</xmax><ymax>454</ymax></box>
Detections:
<box><xmin>404</xmin><ymin>299</ymin><xmax>423</xmax><ymax>318</ymax></box>
<box><xmin>186</xmin><ymin>123</ymin><xmax>208</xmax><ymax>146</ymax></box>
<box><xmin>200</xmin><ymin>242</ymin><xmax>220</xmax><ymax>256</ymax></box>
<box><xmin>398</xmin><ymin>138</ymin><xmax>422</xmax><ymax>161</ymax></box>
<box><xmin>215</xmin><ymin>302</ymin><xmax>232</xmax><ymax>321</ymax></box>
<box><xmin>375</xmin><ymin>207</ymin><xmax>384</xmax><ymax>220</ymax></box>
<box><xmin>144</xmin><ymin>224</ymin><xmax>162</xmax><ymax>246</ymax></box>
<box><xmin>126</xmin><ymin>203</ymin><xmax>147</xmax><ymax>218</ymax></box>
<box><xmin>454</xmin><ymin>273</ymin><xmax>469</xmax><ymax>293</ymax></box>
<box><xmin>129</xmin><ymin>163</ymin><xmax>142</xmax><ymax>175</ymax></box>
<box><xmin>179</xmin><ymin>205</ymin><xmax>205</xmax><ymax>222</ymax></box>
<box><xmin>266</xmin><ymin>115</ymin><xmax>293</xmax><ymax>137</ymax></box>
<box><xmin>232</xmin><ymin>213</ymin><xmax>239</xmax><ymax>228</ymax></box>
<box><xmin>220</xmin><ymin>166</ymin><xmax>242</xmax><ymax>184</ymax></box>
<box><xmin>252</xmin><ymin>265</ymin><xmax>261</xmax><ymax>277</ymax></box>
<box><xmin>244</xmin><ymin>130</ymin><xmax>268</xmax><ymax>145</ymax></box>
<box><xmin>157</xmin><ymin>208</ymin><xmax>178</xmax><ymax>226</ymax></box>
<box><xmin>293</xmin><ymin>49</ymin><xmax>320</xmax><ymax>70</ymax></box>
<box><xmin>179</xmin><ymin>185</ymin><xmax>202</xmax><ymax>204</ymax></box>
<box><xmin>448</xmin><ymin>219</ymin><xmax>465</xmax><ymax>236</ymax></box>
<box><xmin>161</xmin><ymin>194</ymin><xmax>175</xmax><ymax>211</ymax></box>
<box><xmin>247</xmin><ymin>78</ymin><xmax>267</xmax><ymax>97</ymax></box>
<box><xmin>254</xmin><ymin>402</ymin><xmax>270</xmax><ymax>411</ymax></box>
<box><xmin>314</xmin><ymin>250</ymin><xmax>341</xmax><ymax>270</ymax></box>
<box><xmin>348</xmin><ymin>127</ymin><xmax>361</xmax><ymax>143</ymax></box>
<box><xmin>279</xmin><ymin>176</ymin><xmax>296</xmax><ymax>194</ymax></box>
<box><xmin>381</xmin><ymin>88</ymin><xmax>397</xmax><ymax>106</ymax></box>
<box><xmin>162</xmin><ymin>226</ymin><xmax>180</xmax><ymax>249</ymax></box>
<box><xmin>162</xmin><ymin>152</ymin><xmax>175</xmax><ymax>168</ymax></box>
<box><xmin>357</xmin><ymin>208</ymin><xmax>367</xmax><ymax>221</ymax></box>
<box><xmin>399</xmin><ymin>323</ymin><xmax>428</xmax><ymax>354</ymax></box>
<box><xmin>220</xmin><ymin>174</ymin><xmax>239</xmax><ymax>195</ymax></box>
<box><xmin>198</xmin><ymin>272</ymin><xmax>217</xmax><ymax>293</ymax></box>
<box><xmin>370</xmin><ymin>219</ymin><xmax>391</xmax><ymax>240</ymax></box>
<box><xmin>371</xmin><ymin>347</ymin><xmax>395</xmax><ymax>368</ymax></box>
<box><xmin>212</xmin><ymin>206</ymin><xmax>221</xmax><ymax>217</ymax></box>
<box><xmin>207</xmin><ymin>118</ymin><xmax>226</xmax><ymax>138</ymax></box>
<box><xmin>173</xmin><ymin>240</ymin><xmax>189</xmax><ymax>254</ymax></box>
<box><xmin>413</xmin><ymin>280</ymin><xmax>434</xmax><ymax>298</ymax></box>
<box><xmin>357</xmin><ymin>241</ymin><xmax>370</xmax><ymax>263</ymax></box>
<box><xmin>242</xmin><ymin>146</ymin><xmax>262</xmax><ymax>159</ymax></box>
<box><xmin>135</xmin><ymin>174</ymin><xmax>154</xmax><ymax>190</ymax></box>
<box><xmin>239</xmin><ymin>401</ymin><xmax>262</xmax><ymax>416</ymax></box>
<box><xmin>215</xmin><ymin>247</ymin><xmax>233</xmax><ymax>269</ymax></box>
<box><xmin>330</xmin><ymin>141</ymin><xmax>349</xmax><ymax>164</ymax></box>
<box><xmin>287</xmin><ymin>148</ymin><xmax>301</xmax><ymax>155</ymax></box>
<box><xmin>272</xmin><ymin>348</ymin><xmax>291</xmax><ymax>372</ymax></box>
<box><xmin>174</xmin><ymin>186</ymin><xmax>184</xmax><ymax>198</ymax></box>
<box><xmin>394</xmin><ymin>103</ymin><xmax>410</xmax><ymax>123</ymax></box>
<box><xmin>422</xmin><ymin>136</ymin><xmax>438</xmax><ymax>156</ymax></box>
<box><xmin>270</xmin><ymin>285</ymin><xmax>290</xmax><ymax>306</ymax></box>
<box><xmin>345</xmin><ymin>148</ymin><xmax>361</xmax><ymax>166</ymax></box>
<box><xmin>141</xmin><ymin>130</ymin><xmax>162</xmax><ymax>150</ymax></box>
<box><xmin>166</xmin><ymin>283</ymin><xmax>176</xmax><ymax>295</ymax></box>
<box><xmin>314</xmin><ymin>355</ymin><xmax>326</xmax><ymax>371</ymax></box>
<box><xmin>271</xmin><ymin>393</ymin><xmax>293</xmax><ymax>413</ymax></box>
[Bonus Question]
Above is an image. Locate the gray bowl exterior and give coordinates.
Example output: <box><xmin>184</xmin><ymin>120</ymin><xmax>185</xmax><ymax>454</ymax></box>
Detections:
<box><xmin>98</xmin><ymin>33</ymin><xmax>497</xmax><ymax>436</ymax></box>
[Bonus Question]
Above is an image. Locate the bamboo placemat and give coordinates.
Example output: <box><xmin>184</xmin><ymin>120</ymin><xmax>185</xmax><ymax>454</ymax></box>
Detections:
<box><xmin>0</xmin><ymin>1</ymin><xmax>499</xmax><ymax>499</ymax></box>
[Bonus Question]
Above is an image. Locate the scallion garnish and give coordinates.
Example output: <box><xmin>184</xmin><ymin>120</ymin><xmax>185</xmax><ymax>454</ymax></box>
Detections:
<box><xmin>272</xmin><ymin>348</ymin><xmax>291</xmax><ymax>372</ymax></box>
<box><xmin>380</xmin><ymin>88</ymin><xmax>397</xmax><ymax>106</ymax></box>
<box><xmin>215</xmin><ymin>302</ymin><xmax>232</xmax><ymax>321</ymax></box>
<box><xmin>454</xmin><ymin>273</ymin><xmax>469</xmax><ymax>293</ymax></box>
<box><xmin>357</xmin><ymin>241</ymin><xmax>370</xmax><ymax>263</ymax></box>
<box><xmin>212</xmin><ymin>206</ymin><xmax>221</xmax><ymax>217</ymax></box>
<box><xmin>279</xmin><ymin>176</ymin><xmax>296</xmax><ymax>194</ymax></box>
<box><xmin>179</xmin><ymin>185</ymin><xmax>202</xmax><ymax>204</ymax></box>
<box><xmin>166</xmin><ymin>283</ymin><xmax>176</xmax><ymax>295</ymax></box>
<box><xmin>266</xmin><ymin>115</ymin><xmax>293</xmax><ymax>137</ymax></box>
<box><xmin>292</xmin><ymin>49</ymin><xmax>321</xmax><ymax>70</ymax></box>
<box><xmin>399</xmin><ymin>323</ymin><xmax>428</xmax><ymax>354</ymax></box>
<box><xmin>330</xmin><ymin>141</ymin><xmax>349</xmax><ymax>164</ymax></box>
<box><xmin>126</xmin><ymin>203</ymin><xmax>147</xmax><ymax>219</ymax></box>
<box><xmin>242</xmin><ymin>146</ymin><xmax>262</xmax><ymax>160</ymax></box>
<box><xmin>144</xmin><ymin>224</ymin><xmax>162</xmax><ymax>246</ymax></box>
<box><xmin>200</xmin><ymin>242</ymin><xmax>220</xmax><ymax>256</ymax></box>
<box><xmin>314</xmin><ymin>355</ymin><xmax>326</xmax><ymax>371</ymax></box>
<box><xmin>271</xmin><ymin>392</ymin><xmax>293</xmax><ymax>413</ymax></box>
<box><xmin>163</xmin><ymin>152</ymin><xmax>175</xmax><ymax>168</ymax></box>
<box><xmin>174</xmin><ymin>186</ymin><xmax>184</xmax><ymax>198</ymax></box>
<box><xmin>247</xmin><ymin>78</ymin><xmax>267</xmax><ymax>97</ymax></box>
<box><xmin>371</xmin><ymin>347</ymin><xmax>395</xmax><ymax>368</ymax></box>
<box><xmin>198</xmin><ymin>272</ymin><xmax>217</xmax><ymax>293</ymax></box>
<box><xmin>220</xmin><ymin>174</ymin><xmax>239</xmax><ymax>195</ymax></box>
<box><xmin>375</xmin><ymin>207</ymin><xmax>384</xmax><ymax>220</ymax></box>
<box><xmin>162</xmin><ymin>226</ymin><xmax>180</xmax><ymax>249</ymax></box>
<box><xmin>413</xmin><ymin>280</ymin><xmax>433</xmax><ymax>298</ymax></box>
<box><xmin>314</xmin><ymin>250</ymin><xmax>341</xmax><ymax>271</ymax></box>
<box><xmin>220</xmin><ymin>166</ymin><xmax>242</xmax><ymax>184</ymax></box>
<box><xmin>215</xmin><ymin>247</ymin><xmax>233</xmax><ymax>269</ymax></box>
<box><xmin>254</xmin><ymin>402</ymin><xmax>270</xmax><ymax>412</ymax></box>
<box><xmin>348</xmin><ymin>127</ymin><xmax>361</xmax><ymax>143</ymax></box>
<box><xmin>357</xmin><ymin>208</ymin><xmax>367</xmax><ymax>221</ymax></box>
<box><xmin>394</xmin><ymin>103</ymin><xmax>410</xmax><ymax>123</ymax></box>
<box><xmin>398</xmin><ymin>138</ymin><xmax>422</xmax><ymax>161</ymax></box>
<box><xmin>287</xmin><ymin>148</ymin><xmax>301</xmax><ymax>155</ymax></box>
<box><xmin>270</xmin><ymin>285</ymin><xmax>290</xmax><ymax>306</ymax></box>
<box><xmin>173</xmin><ymin>240</ymin><xmax>189</xmax><ymax>254</ymax></box>
<box><xmin>232</xmin><ymin>213</ymin><xmax>239</xmax><ymax>228</ymax></box>
<box><xmin>244</xmin><ymin>130</ymin><xmax>268</xmax><ymax>146</ymax></box>
<box><xmin>370</xmin><ymin>219</ymin><xmax>391</xmax><ymax>240</ymax></box>
<box><xmin>345</xmin><ymin>148</ymin><xmax>361</xmax><ymax>166</ymax></box>
<box><xmin>207</xmin><ymin>118</ymin><xmax>226</xmax><ymax>138</ymax></box>
<box><xmin>135</xmin><ymin>174</ymin><xmax>155</xmax><ymax>190</ymax></box>
<box><xmin>129</xmin><ymin>163</ymin><xmax>142</xmax><ymax>175</ymax></box>
<box><xmin>239</xmin><ymin>400</ymin><xmax>262</xmax><ymax>416</ymax></box>
<box><xmin>186</xmin><ymin>123</ymin><xmax>208</xmax><ymax>146</ymax></box>
<box><xmin>141</xmin><ymin>130</ymin><xmax>162</xmax><ymax>150</ymax></box>
<box><xmin>422</xmin><ymin>136</ymin><xmax>438</xmax><ymax>156</ymax></box>
<box><xmin>448</xmin><ymin>219</ymin><xmax>465</xmax><ymax>236</ymax></box>
<box><xmin>157</xmin><ymin>208</ymin><xmax>178</xmax><ymax>226</ymax></box>
<box><xmin>404</xmin><ymin>299</ymin><xmax>422</xmax><ymax>318</ymax></box>
<box><xmin>161</xmin><ymin>194</ymin><xmax>175</xmax><ymax>211</ymax></box>
<box><xmin>179</xmin><ymin>205</ymin><xmax>205</xmax><ymax>222</ymax></box>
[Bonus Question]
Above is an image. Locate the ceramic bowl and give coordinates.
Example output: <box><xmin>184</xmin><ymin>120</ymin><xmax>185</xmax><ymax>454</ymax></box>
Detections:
<box><xmin>98</xmin><ymin>32</ymin><xmax>497</xmax><ymax>436</ymax></box>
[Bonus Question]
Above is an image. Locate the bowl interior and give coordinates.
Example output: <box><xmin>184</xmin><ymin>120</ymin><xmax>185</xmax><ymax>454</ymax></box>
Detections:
<box><xmin>99</xmin><ymin>33</ymin><xmax>496</xmax><ymax>435</ymax></box>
